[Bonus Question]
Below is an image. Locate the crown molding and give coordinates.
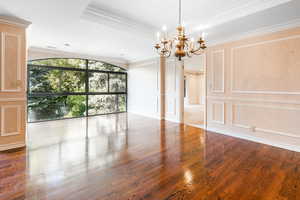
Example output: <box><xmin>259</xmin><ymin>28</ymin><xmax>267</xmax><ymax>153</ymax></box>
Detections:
<box><xmin>207</xmin><ymin>18</ymin><xmax>300</xmax><ymax>47</ymax></box>
<box><xmin>28</xmin><ymin>46</ymin><xmax>129</xmax><ymax>68</ymax></box>
<box><xmin>212</xmin><ymin>0</ymin><xmax>291</xmax><ymax>27</ymax></box>
<box><xmin>189</xmin><ymin>0</ymin><xmax>292</xmax><ymax>33</ymax></box>
<box><xmin>81</xmin><ymin>2</ymin><xmax>157</xmax><ymax>38</ymax></box>
<box><xmin>128</xmin><ymin>57</ymin><xmax>159</xmax><ymax>68</ymax></box>
<box><xmin>0</xmin><ymin>15</ymin><xmax>31</xmax><ymax>28</ymax></box>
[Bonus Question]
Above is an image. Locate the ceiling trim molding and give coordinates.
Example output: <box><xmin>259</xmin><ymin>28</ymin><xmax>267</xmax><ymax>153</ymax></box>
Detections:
<box><xmin>0</xmin><ymin>15</ymin><xmax>31</xmax><ymax>28</ymax></box>
<box><xmin>189</xmin><ymin>0</ymin><xmax>292</xmax><ymax>33</ymax></box>
<box><xmin>208</xmin><ymin>18</ymin><xmax>300</xmax><ymax>47</ymax></box>
<box><xmin>128</xmin><ymin>57</ymin><xmax>159</xmax><ymax>68</ymax></box>
<box><xmin>28</xmin><ymin>47</ymin><xmax>129</xmax><ymax>68</ymax></box>
<box><xmin>211</xmin><ymin>0</ymin><xmax>292</xmax><ymax>26</ymax></box>
<box><xmin>82</xmin><ymin>2</ymin><xmax>157</xmax><ymax>38</ymax></box>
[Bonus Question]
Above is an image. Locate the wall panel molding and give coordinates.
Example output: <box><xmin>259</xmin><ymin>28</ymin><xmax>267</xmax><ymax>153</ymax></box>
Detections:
<box><xmin>211</xmin><ymin>50</ymin><xmax>225</xmax><ymax>93</ymax></box>
<box><xmin>207</xmin><ymin>96</ymin><xmax>300</xmax><ymax>105</ymax></box>
<box><xmin>0</xmin><ymin>32</ymin><xmax>22</xmax><ymax>92</ymax></box>
<box><xmin>0</xmin><ymin>105</ymin><xmax>21</xmax><ymax>137</ymax></box>
<box><xmin>211</xmin><ymin>101</ymin><xmax>225</xmax><ymax>125</ymax></box>
<box><xmin>231</xmin><ymin>103</ymin><xmax>300</xmax><ymax>138</ymax></box>
<box><xmin>231</xmin><ymin>34</ymin><xmax>300</xmax><ymax>95</ymax></box>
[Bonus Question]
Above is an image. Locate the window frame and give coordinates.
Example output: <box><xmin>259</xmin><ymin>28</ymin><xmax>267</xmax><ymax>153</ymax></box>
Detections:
<box><xmin>27</xmin><ymin>58</ymin><xmax>128</xmax><ymax>123</ymax></box>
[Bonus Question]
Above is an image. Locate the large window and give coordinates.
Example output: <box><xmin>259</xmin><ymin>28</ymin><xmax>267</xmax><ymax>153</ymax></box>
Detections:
<box><xmin>28</xmin><ymin>58</ymin><xmax>127</xmax><ymax>122</ymax></box>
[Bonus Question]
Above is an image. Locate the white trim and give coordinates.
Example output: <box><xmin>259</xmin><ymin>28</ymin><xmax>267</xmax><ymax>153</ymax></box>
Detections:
<box><xmin>81</xmin><ymin>3</ymin><xmax>156</xmax><ymax>38</ymax></box>
<box><xmin>185</xmin><ymin>123</ymin><xmax>206</xmax><ymax>129</ymax></box>
<box><xmin>1</xmin><ymin>32</ymin><xmax>22</xmax><ymax>92</ymax></box>
<box><xmin>211</xmin><ymin>101</ymin><xmax>225</xmax><ymax>125</ymax></box>
<box><xmin>207</xmin><ymin>18</ymin><xmax>300</xmax><ymax>47</ymax></box>
<box><xmin>128</xmin><ymin>111</ymin><xmax>161</xmax><ymax>120</ymax></box>
<box><xmin>1</xmin><ymin>105</ymin><xmax>21</xmax><ymax>137</ymax></box>
<box><xmin>0</xmin><ymin>16</ymin><xmax>31</xmax><ymax>28</ymax></box>
<box><xmin>211</xmin><ymin>50</ymin><xmax>225</xmax><ymax>93</ymax></box>
<box><xmin>231</xmin><ymin>34</ymin><xmax>300</xmax><ymax>95</ymax></box>
<box><xmin>207</xmin><ymin>96</ymin><xmax>300</xmax><ymax>105</ymax></box>
<box><xmin>164</xmin><ymin>117</ymin><xmax>181</xmax><ymax>124</ymax></box>
<box><xmin>0</xmin><ymin>142</ymin><xmax>25</xmax><ymax>151</ymax></box>
<box><xmin>28</xmin><ymin>47</ymin><xmax>129</xmax><ymax>68</ymax></box>
<box><xmin>256</xmin><ymin>128</ymin><xmax>300</xmax><ymax>139</ymax></box>
<box><xmin>205</xmin><ymin>126</ymin><xmax>300</xmax><ymax>153</ymax></box>
<box><xmin>129</xmin><ymin>57</ymin><xmax>158</xmax><ymax>68</ymax></box>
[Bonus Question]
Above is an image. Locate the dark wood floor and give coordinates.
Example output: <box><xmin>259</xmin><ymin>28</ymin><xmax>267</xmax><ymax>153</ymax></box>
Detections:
<box><xmin>1</xmin><ymin>113</ymin><xmax>300</xmax><ymax>200</ymax></box>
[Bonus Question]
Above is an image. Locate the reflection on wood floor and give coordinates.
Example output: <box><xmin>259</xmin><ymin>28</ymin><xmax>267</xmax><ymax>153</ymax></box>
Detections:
<box><xmin>1</xmin><ymin>113</ymin><xmax>300</xmax><ymax>200</ymax></box>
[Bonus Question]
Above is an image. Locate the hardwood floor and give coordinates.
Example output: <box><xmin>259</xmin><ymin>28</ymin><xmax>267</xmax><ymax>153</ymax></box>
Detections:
<box><xmin>1</xmin><ymin>113</ymin><xmax>300</xmax><ymax>200</ymax></box>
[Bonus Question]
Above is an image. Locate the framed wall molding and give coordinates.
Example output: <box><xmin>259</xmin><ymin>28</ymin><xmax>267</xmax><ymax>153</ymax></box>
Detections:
<box><xmin>231</xmin><ymin>34</ymin><xmax>300</xmax><ymax>95</ymax></box>
<box><xmin>211</xmin><ymin>101</ymin><xmax>225</xmax><ymax>125</ymax></box>
<box><xmin>231</xmin><ymin>103</ymin><xmax>300</xmax><ymax>138</ymax></box>
<box><xmin>1</xmin><ymin>105</ymin><xmax>21</xmax><ymax>137</ymax></box>
<box><xmin>0</xmin><ymin>32</ymin><xmax>22</xmax><ymax>92</ymax></box>
<box><xmin>207</xmin><ymin>96</ymin><xmax>300</xmax><ymax>105</ymax></box>
<box><xmin>211</xmin><ymin>50</ymin><xmax>225</xmax><ymax>93</ymax></box>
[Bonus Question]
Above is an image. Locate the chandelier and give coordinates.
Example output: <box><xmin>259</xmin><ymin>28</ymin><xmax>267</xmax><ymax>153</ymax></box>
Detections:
<box><xmin>154</xmin><ymin>0</ymin><xmax>207</xmax><ymax>61</ymax></box>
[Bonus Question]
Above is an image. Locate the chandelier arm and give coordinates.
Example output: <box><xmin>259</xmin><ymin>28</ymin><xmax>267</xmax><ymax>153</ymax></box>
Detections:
<box><xmin>192</xmin><ymin>50</ymin><xmax>205</xmax><ymax>55</ymax></box>
<box><xmin>191</xmin><ymin>45</ymin><xmax>203</xmax><ymax>54</ymax></box>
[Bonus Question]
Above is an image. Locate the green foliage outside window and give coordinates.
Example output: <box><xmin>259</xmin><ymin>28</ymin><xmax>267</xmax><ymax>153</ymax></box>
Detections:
<box><xmin>28</xmin><ymin>58</ymin><xmax>127</xmax><ymax>122</ymax></box>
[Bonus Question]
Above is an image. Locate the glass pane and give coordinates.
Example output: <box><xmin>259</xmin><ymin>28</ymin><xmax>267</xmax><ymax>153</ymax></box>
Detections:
<box><xmin>88</xmin><ymin>95</ymin><xmax>117</xmax><ymax>115</ymax></box>
<box><xmin>89</xmin><ymin>73</ymin><xmax>108</xmax><ymax>92</ymax></box>
<box><xmin>29</xmin><ymin>66</ymin><xmax>86</xmax><ymax>93</ymax></box>
<box><xmin>28</xmin><ymin>58</ymin><xmax>86</xmax><ymax>69</ymax></box>
<box><xmin>118</xmin><ymin>95</ymin><xmax>127</xmax><ymax>112</ymax></box>
<box><xmin>28</xmin><ymin>95</ymin><xmax>86</xmax><ymax>122</ymax></box>
<box><xmin>60</xmin><ymin>71</ymin><xmax>86</xmax><ymax>92</ymax></box>
<box><xmin>109</xmin><ymin>74</ymin><xmax>126</xmax><ymax>92</ymax></box>
<box><xmin>29</xmin><ymin>66</ymin><xmax>61</xmax><ymax>93</ymax></box>
<box><xmin>88</xmin><ymin>60</ymin><xmax>126</xmax><ymax>72</ymax></box>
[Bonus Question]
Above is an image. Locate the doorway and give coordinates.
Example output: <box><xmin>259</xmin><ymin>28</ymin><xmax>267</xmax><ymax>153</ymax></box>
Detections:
<box><xmin>183</xmin><ymin>55</ymin><xmax>206</xmax><ymax>128</ymax></box>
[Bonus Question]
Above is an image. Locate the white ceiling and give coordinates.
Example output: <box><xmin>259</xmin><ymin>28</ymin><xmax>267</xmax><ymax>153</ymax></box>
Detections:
<box><xmin>0</xmin><ymin>0</ymin><xmax>299</xmax><ymax>64</ymax></box>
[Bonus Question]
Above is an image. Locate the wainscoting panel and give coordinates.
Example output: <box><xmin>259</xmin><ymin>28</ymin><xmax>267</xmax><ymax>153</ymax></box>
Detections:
<box><xmin>206</xmin><ymin>27</ymin><xmax>300</xmax><ymax>151</ymax></box>
<box><xmin>232</xmin><ymin>103</ymin><xmax>300</xmax><ymax>138</ymax></box>
<box><xmin>0</xmin><ymin>32</ymin><xmax>22</xmax><ymax>92</ymax></box>
<box><xmin>0</xmin><ymin>105</ymin><xmax>21</xmax><ymax>136</ymax></box>
<box><xmin>211</xmin><ymin>50</ymin><xmax>225</xmax><ymax>93</ymax></box>
<box><xmin>231</xmin><ymin>35</ymin><xmax>300</xmax><ymax>94</ymax></box>
<box><xmin>210</xmin><ymin>101</ymin><xmax>225</xmax><ymax>125</ymax></box>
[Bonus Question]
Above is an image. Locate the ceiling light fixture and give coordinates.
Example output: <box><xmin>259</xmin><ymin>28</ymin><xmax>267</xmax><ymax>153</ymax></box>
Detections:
<box><xmin>154</xmin><ymin>0</ymin><xmax>207</xmax><ymax>61</ymax></box>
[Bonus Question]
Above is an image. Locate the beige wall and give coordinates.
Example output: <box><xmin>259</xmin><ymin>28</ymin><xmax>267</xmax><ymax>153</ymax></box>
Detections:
<box><xmin>0</xmin><ymin>19</ymin><xmax>28</xmax><ymax>151</ymax></box>
<box><xmin>206</xmin><ymin>26</ymin><xmax>300</xmax><ymax>151</ymax></box>
<box><xmin>185</xmin><ymin>72</ymin><xmax>205</xmax><ymax>105</ymax></box>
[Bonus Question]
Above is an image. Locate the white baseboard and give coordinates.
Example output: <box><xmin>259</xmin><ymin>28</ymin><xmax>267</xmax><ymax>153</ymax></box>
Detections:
<box><xmin>164</xmin><ymin>117</ymin><xmax>181</xmax><ymax>124</ymax></box>
<box><xmin>185</xmin><ymin>123</ymin><xmax>206</xmax><ymax>129</ymax></box>
<box><xmin>205</xmin><ymin>126</ymin><xmax>300</xmax><ymax>153</ymax></box>
<box><xmin>128</xmin><ymin>111</ymin><xmax>161</xmax><ymax>120</ymax></box>
<box><xmin>0</xmin><ymin>142</ymin><xmax>25</xmax><ymax>151</ymax></box>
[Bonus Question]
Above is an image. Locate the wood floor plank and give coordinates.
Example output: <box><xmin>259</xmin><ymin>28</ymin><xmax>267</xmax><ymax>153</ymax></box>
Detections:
<box><xmin>0</xmin><ymin>113</ymin><xmax>299</xmax><ymax>200</ymax></box>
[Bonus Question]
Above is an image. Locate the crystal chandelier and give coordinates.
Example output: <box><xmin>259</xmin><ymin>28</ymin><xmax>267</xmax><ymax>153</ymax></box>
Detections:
<box><xmin>154</xmin><ymin>0</ymin><xmax>207</xmax><ymax>61</ymax></box>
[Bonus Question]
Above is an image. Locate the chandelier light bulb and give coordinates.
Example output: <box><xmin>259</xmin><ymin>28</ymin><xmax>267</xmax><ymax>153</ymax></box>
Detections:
<box><xmin>156</xmin><ymin>32</ymin><xmax>161</xmax><ymax>42</ymax></box>
<box><xmin>162</xmin><ymin>25</ymin><xmax>167</xmax><ymax>32</ymax></box>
